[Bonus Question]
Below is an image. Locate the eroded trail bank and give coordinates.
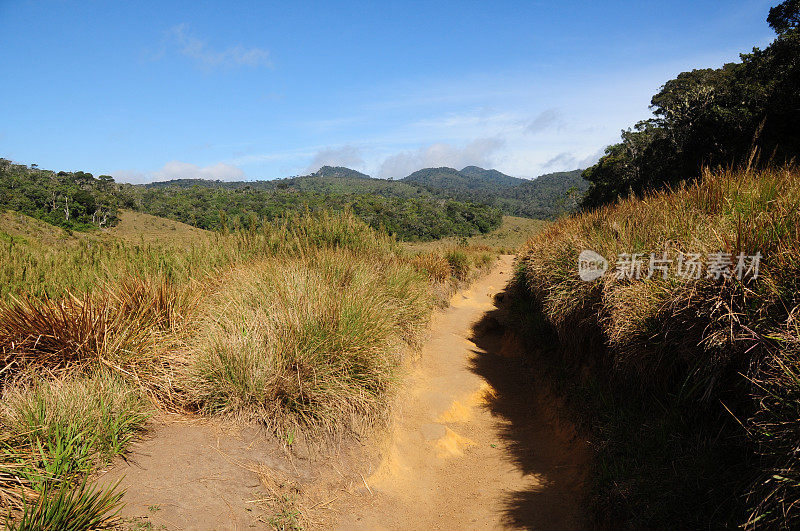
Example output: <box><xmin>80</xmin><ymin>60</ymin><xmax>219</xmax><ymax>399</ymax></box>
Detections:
<box><xmin>335</xmin><ymin>255</ymin><xmax>589</xmax><ymax>530</ymax></box>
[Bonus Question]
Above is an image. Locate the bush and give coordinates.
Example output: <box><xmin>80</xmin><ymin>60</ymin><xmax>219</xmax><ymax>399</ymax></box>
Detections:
<box><xmin>445</xmin><ymin>250</ymin><xmax>470</xmax><ymax>281</ymax></box>
<box><xmin>189</xmin><ymin>250</ymin><xmax>432</xmax><ymax>434</ymax></box>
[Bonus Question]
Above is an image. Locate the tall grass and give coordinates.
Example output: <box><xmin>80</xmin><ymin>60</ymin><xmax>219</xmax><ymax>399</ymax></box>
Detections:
<box><xmin>0</xmin><ymin>208</ymin><xmax>498</xmax><ymax>526</ymax></box>
<box><xmin>515</xmin><ymin>165</ymin><xmax>800</xmax><ymax>527</ymax></box>
<box><xmin>189</xmin><ymin>250</ymin><xmax>433</xmax><ymax>433</ymax></box>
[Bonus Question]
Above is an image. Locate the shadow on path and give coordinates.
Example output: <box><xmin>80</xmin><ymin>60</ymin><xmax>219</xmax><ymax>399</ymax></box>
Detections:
<box><xmin>468</xmin><ymin>287</ymin><xmax>591</xmax><ymax>530</ymax></box>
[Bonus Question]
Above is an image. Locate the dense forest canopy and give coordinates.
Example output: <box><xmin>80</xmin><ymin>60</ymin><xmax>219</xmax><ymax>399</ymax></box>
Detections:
<box><xmin>1</xmin><ymin>162</ymin><xmax>587</xmax><ymax>242</ymax></box>
<box><xmin>129</xmin><ymin>183</ymin><xmax>502</xmax><ymax>241</ymax></box>
<box><xmin>0</xmin><ymin>158</ymin><xmax>122</xmax><ymax>230</ymax></box>
<box><xmin>582</xmin><ymin>0</ymin><xmax>800</xmax><ymax>208</ymax></box>
<box><xmin>400</xmin><ymin>166</ymin><xmax>588</xmax><ymax>219</ymax></box>
<box><xmin>144</xmin><ymin>164</ymin><xmax>589</xmax><ymax>220</ymax></box>
<box><xmin>0</xmin><ymin>161</ymin><xmax>504</xmax><ymax>241</ymax></box>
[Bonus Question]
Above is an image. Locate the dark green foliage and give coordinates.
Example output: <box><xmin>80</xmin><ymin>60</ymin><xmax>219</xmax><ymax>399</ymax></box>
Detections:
<box><xmin>402</xmin><ymin>167</ymin><xmax>589</xmax><ymax>220</ymax></box>
<box><xmin>0</xmin><ymin>156</ymin><xmax>581</xmax><ymax>239</ymax></box>
<box><xmin>768</xmin><ymin>0</ymin><xmax>800</xmax><ymax>34</ymax></box>
<box><xmin>131</xmin><ymin>183</ymin><xmax>501</xmax><ymax>241</ymax></box>
<box><xmin>156</xmin><ymin>165</ymin><xmax>588</xmax><ymax>221</ymax></box>
<box><xmin>127</xmin><ymin>163</ymin><xmax>589</xmax><ymax>239</ymax></box>
<box><xmin>6</xmin><ymin>479</ymin><xmax>123</xmax><ymax>530</ymax></box>
<box><xmin>492</xmin><ymin>170</ymin><xmax>587</xmax><ymax>219</ymax></box>
<box><xmin>403</xmin><ymin>166</ymin><xmax>525</xmax><ymax>191</ymax></box>
<box><xmin>582</xmin><ymin>10</ymin><xmax>800</xmax><ymax>209</ymax></box>
<box><xmin>0</xmin><ymin>160</ymin><xmax>502</xmax><ymax>241</ymax></box>
<box><xmin>0</xmin><ymin>160</ymin><xmax>121</xmax><ymax>230</ymax></box>
<box><xmin>130</xmin><ymin>182</ymin><xmax>502</xmax><ymax>241</ymax></box>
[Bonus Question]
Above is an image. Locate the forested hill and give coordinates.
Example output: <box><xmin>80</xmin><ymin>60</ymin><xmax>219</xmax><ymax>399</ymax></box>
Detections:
<box><xmin>147</xmin><ymin>165</ymin><xmax>590</xmax><ymax>220</ymax></box>
<box><xmin>1</xmin><ymin>157</ymin><xmax>588</xmax><ymax>241</ymax></box>
<box><xmin>0</xmin><ymin>160</ymin><xmax>502</xmax><ymax>241</ymax></box>
<box><xmin>402</xmin><ymin>166</ymin><xmax>526</xmax><ymax>191</ymax></box>
<box><xmin>401</xmin><ymin>166</ymin><xmax>588</xmax><ymax>219</ymax></box>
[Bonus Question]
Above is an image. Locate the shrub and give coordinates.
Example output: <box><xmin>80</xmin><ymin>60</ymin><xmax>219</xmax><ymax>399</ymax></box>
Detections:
<box><xmin>445</xmin><ymin>250</ymin><xmax>470</xmax><ymax>281</ymax></box>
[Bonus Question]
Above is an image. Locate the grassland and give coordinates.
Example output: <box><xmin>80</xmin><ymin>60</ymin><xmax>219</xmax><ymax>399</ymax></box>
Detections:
<box><xmin>404</xmin><ymin>215</ymin><xmax>549</xmax><ymax>255</ymax></box>
<box><xmin>513</xmin><ymin>165</ymin><xmax>800</xmax><ymax>528</ymax></box>
<box><xmin>0</xmin><ymin>208</ymin><xmax>500</xmax><ymax>527</ymax></box>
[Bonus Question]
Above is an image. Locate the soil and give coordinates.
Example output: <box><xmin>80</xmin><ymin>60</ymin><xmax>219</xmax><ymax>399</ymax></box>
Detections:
<box><xmin>99</xmin><ymin>255</ymin><xmax>589</xmax><ymax>530</ymax></box>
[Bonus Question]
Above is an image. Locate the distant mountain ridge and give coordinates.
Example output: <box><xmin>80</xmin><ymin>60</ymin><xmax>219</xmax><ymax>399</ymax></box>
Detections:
<box><xmin>403</xmin><ymin>166</ymin><xmax>526</xmax><ymax>190</ymax></box>
<box><xmin>311</xmin><ymin>165</ymin><xmax>371</xmax><ymax>180</ymax></box>
<box><xmin>141</xmin><ymin>164</ymin><xmax>589</xmax><ymax>220</ymax></box>
<box><xmin>399</xmin><ymin>166</ymin><xmax>588</xmax><ymax>219</ymax></box>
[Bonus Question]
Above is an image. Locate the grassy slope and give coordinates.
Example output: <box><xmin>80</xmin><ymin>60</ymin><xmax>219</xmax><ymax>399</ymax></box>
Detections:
<box><xmin>0</xmin><ymin>209</ymin><xmax>208</xmax><ymax>248</ymax></box>
<box><xmin>0</xmin><ymin>208</ymin><xmax>500</xmax><ymax>527</ymax></box>
<box><xmin>404</xmin><ymin>216</ymin><xmax>549</xmax><ymax>255</ymax></box>
<box><xmin>514</xmin><ymin>166</ymin><xmax>800</xmax><ymax>528</ymax></box>
<box><xmin>105</xmin><ymin>210</ymin><xmax>210</xmax><ymax>246</ymax></box>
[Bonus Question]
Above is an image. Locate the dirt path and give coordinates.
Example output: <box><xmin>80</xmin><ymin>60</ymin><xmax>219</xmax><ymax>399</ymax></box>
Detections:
<box><xmin>334</xmin><ymin>255</ymin><xmax>588</xmax><ymax>529</ymax></box>
<box><xmin>100</xmin><ymin>255</ymin><xmax>588</xmax><ymax>529</ymax></box>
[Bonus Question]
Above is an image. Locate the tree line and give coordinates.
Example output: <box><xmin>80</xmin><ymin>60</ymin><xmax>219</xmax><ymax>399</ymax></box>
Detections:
<box><xmin>0</xmin><ymin>160</ymin><xmax>502</xmax><ymax>241</ymax></box>
<box><xmin>582</xmin><ymin>0</ymin><xmax>800</xmax><ymax>208</ymax></box>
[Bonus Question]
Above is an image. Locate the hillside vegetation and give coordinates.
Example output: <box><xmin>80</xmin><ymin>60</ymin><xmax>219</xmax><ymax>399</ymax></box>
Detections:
<box><xmin>401</xmin><ymin>166</ymin><xmax>588</xmax><ymax>219</ymax></box>
<box><xmin>515</xmin><ymin>165</ymin><xmax>800</xmax><ymax>527</ymax></box>
<box><xmin>1</xmin><ymin>155</ymin><xmax>587</xmax><ymax>244</ymax></box>
<box><xmin>0</xmin><ymin>209</ymin><xmax>498</xmax><ymax>526</ymax></box>
<box><xmin>582</xmin><ymin>2</ymin><xmax>800</xmax><ymax>208</ymax></box>
<box><xmin>0</xmin><ymin>160</ymin><xmax>502</xmax><ymax>241</ymax></box>
<box><xmin>405</xmin><ymin>215</ymin><xmax>549</xmax><ymax>255</ymax></box>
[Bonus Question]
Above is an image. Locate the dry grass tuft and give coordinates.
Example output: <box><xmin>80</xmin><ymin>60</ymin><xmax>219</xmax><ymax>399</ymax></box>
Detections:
<box><xmin>0</xmin><ymin>208</ymin><xmax>499</xmax><ymax>525</ymax></box>
<box><xmin>187</xmin><ymin>249</ymin><xmax>433</xmax><ymax>435</ymax></box>
<box><xmin>516</xmin><ymin>165</ymin><xmax>800</xmax><ymax>527</ymax></box>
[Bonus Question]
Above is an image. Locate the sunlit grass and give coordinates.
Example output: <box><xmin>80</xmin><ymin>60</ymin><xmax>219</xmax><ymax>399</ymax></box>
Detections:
<box><xmin>516</xmin><ymin>165</ymin><xmax>800</xmax><ymax>527</ymax></box>
<box><xmin>0</xmin><ymin>208</ymin><xmax>498</xmax><ymax>526</ymax></box>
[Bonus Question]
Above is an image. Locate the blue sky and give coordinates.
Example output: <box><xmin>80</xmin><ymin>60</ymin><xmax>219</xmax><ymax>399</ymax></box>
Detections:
<box><xmin>0</xmin><ymin>0</ymin><xmax>777</xmax><ymax>182</ymax></box>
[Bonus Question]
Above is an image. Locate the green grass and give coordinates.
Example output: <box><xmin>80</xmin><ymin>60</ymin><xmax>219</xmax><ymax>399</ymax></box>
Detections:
<box><xmin>1</xmin><ymin>372</ymin><xmax>150</xmax><ymax>467</ymax></box>
<box><xmin>404</xmin><ymin>215</ymin><xmax>549</xmax><ymax>254</ymax></box>
<box><xmin>514</xmin><ymin>165</ymin><xmax>800</xmax><ymax>528</ymax></box>
<box><xmin>5</xmin><ymin>478</ymin><xmax>124</xmax><ymax>531</ymax></box>
<box><xmin>0</xmin><ymin>208</ymin><xmax>498</xmax><ymax>527</ymax></box>
<box><xmin>0</xmin><ymin>371</ymin><xmax>145</xmax><ymax>528</ymax></box>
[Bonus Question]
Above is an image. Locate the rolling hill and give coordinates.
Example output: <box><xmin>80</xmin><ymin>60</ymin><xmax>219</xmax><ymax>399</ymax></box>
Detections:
<box><xmin>143</xmin><ymin>164</ymin><xmax>589</xmax><ymax>220</ymax></box>
<box><xmin>403</xmin><ymin>166</ymin><xmax>526</xmax><ymax>190</ymax></box>
<box><xmin>400</xmin><ymin>166</ymin><xmax>588</xmax><ymax>219</ymax></box>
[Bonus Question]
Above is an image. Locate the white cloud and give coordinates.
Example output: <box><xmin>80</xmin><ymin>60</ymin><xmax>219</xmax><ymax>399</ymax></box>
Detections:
<box><xmin>113</xmin><ymin>160</ymin><xmax>245</xmax><ymax>184</ymax></box>
<box><xmin>110</xmin><ymin>170</ymin><xmax>149</xmax><ymax>184</ymax></box>
<box><xmin>541</xmin><ymin>148</ymin><xmax>605</xmax><ymax>171</ymax></box>
<box><xmin>167</xmin><ymin>24</ymin><xmax>272</xmax><ymax>70</ymax></box>
<box><xmin>154</xmin><ymin>160</ymin><xmax>245</xmax><ymax>181</ymax></box>
<box><xmin>542</xmin><ymin>151</ymin><xmax>576</xmax><ymax>169</ymax></box>
<box><xmin>306</xmin><ymin>145</ymin><xmax>365</xmax><ymax>173</ymax></box>
<box><xmin>526</xmin><ymin>108</ymin><xmax>563</xmax><ymax>134</ymax></box>
<box><xmin>378</xmin><ymin>138</ymin><xmax>504</xmax><ymax>179</ymax></box>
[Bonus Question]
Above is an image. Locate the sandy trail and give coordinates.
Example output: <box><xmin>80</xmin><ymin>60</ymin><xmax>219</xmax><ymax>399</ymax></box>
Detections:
<box><xmin>99</xmin><ymin>255</ymin><xmax>587</xmax><ymax>529</ymax></box>
<box><xmin>335</xmin><ymin>255</ymin><xmax>588</xmax><ymax>529</ymax></box>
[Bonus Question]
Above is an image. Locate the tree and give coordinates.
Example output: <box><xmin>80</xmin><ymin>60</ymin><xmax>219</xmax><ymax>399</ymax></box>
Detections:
<box><xmin>581</xmin><ymin>2</ymin><xmax>800</xmax><ymax>210</ymax></box>
<box><xmin>768</xmin><ymin>0</ymin><xmax>800</xmax><ymax>34</ymax></box>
